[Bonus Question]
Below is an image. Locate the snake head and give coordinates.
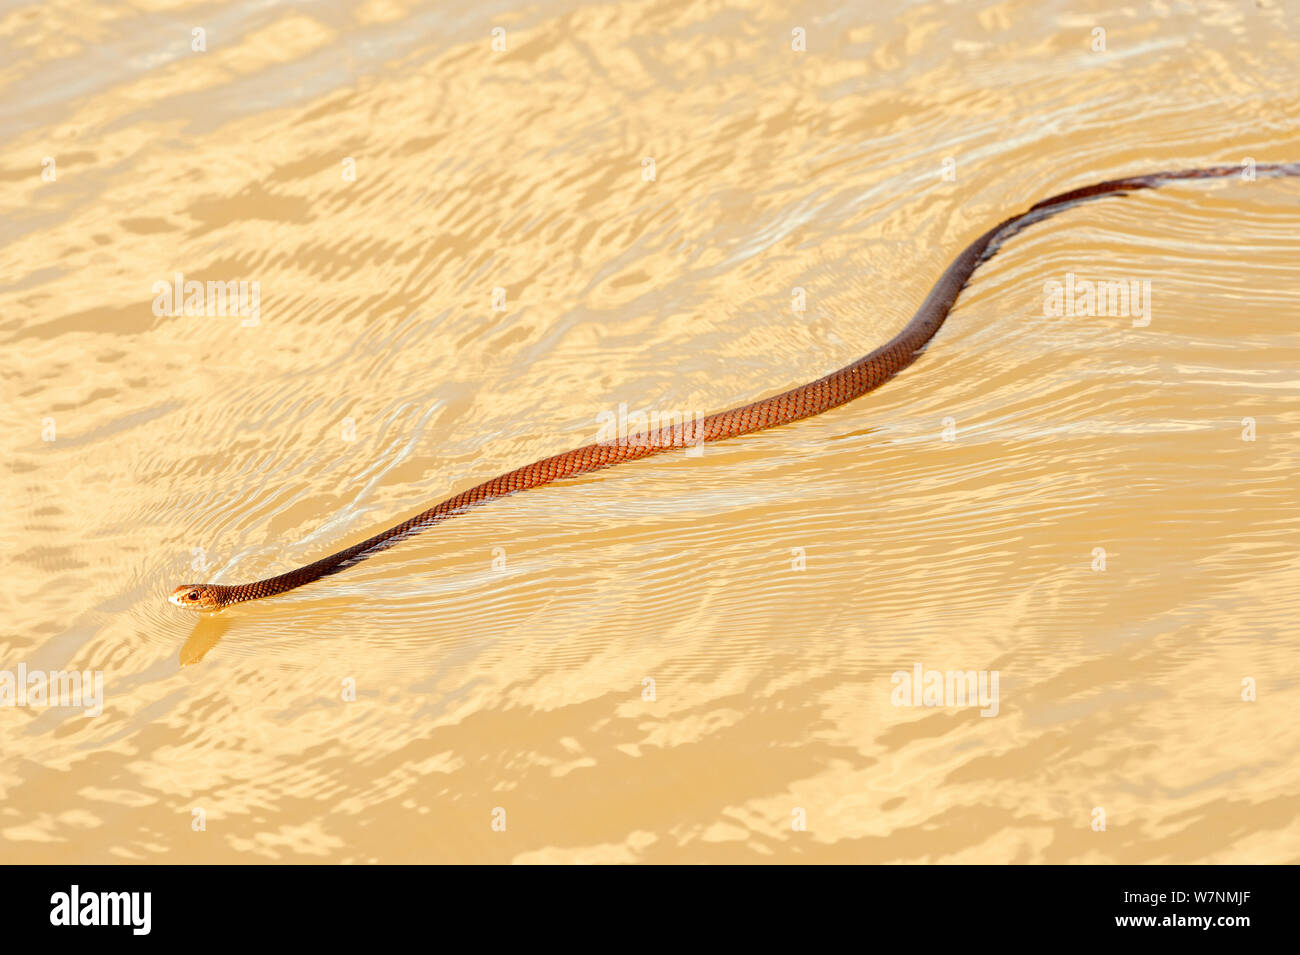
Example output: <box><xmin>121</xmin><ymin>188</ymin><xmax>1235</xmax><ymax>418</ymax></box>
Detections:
<box><xmin>169</xmin><ymin>584</ymin><xmax>226</xmax><ymax>612</ymax></box>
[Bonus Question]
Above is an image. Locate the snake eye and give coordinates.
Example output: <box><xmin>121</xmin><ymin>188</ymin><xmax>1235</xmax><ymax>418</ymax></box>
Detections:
<box><xmin>187</xmin><ymin>592</ymin><xmax>198</xmax><ymax>600</ymax></box>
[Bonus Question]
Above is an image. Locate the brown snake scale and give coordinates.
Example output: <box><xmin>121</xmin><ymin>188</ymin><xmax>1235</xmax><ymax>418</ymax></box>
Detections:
<box><xmin>170</xmin><ymin>162</ymin><xmax>1300</xmax><ymax>611</ymax></box>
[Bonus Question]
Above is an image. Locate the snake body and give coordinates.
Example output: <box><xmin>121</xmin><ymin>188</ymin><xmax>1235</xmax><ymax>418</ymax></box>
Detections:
<box><xmin>170</xmin><ymin>162</ymin><xmax>1299</xmax><ymax>611</ymax></box>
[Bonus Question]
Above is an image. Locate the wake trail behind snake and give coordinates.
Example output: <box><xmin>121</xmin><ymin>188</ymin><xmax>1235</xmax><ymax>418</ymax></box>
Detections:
<box><xmin>170</xmin><ymin>162</ymin><xmax>1300</xmax><ymax>611</ymax></box>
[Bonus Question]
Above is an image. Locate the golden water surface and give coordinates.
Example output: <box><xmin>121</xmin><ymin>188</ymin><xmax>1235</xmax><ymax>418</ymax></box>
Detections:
<box><xmin>2</xmin><ymin>0</ymin><xmax>1299</xmax><ymax>863</ymax></box>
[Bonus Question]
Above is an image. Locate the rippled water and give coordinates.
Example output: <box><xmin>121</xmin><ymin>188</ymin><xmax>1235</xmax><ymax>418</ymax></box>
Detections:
<box><xmin>2</xmin><ymin>0</ymin><xmax>1299</xmax><ymax>863</ymax></box>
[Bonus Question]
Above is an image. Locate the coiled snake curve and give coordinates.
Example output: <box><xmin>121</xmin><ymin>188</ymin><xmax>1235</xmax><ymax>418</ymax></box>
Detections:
<box><xmin>170</xmin><ymin>162</ymin><xmax>1299</xmax><ymax>611</ymax></box>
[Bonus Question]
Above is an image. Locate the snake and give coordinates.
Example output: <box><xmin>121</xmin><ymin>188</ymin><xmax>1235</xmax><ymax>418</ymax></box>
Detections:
<box><xmin>170</xmin><ymin>162</ymin><xmax>1299</xmax><ymax>611</ymax></box>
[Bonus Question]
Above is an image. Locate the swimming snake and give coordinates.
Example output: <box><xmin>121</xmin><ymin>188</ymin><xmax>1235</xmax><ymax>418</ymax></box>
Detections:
<box><xmin>170</xmin><ymin>162</ymin><xmax>1299</xmax><ymax>611</ymax></box>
